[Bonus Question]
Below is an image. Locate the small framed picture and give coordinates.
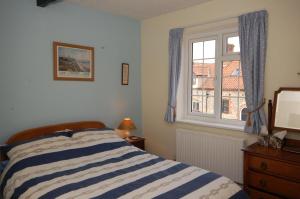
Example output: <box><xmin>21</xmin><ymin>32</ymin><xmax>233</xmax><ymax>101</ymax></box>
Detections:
<box><xmin>53</xmin><ymin>42</ymin><xmax>94</xmax><ymax>81</ymax></box>
<box><xmin>122</xmin><ymin>63</ymin><xmax>129</xmax><ymax>85</ymax></box>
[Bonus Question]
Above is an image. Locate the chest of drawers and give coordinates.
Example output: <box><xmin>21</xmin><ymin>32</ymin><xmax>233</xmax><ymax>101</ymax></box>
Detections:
<box><xmin>243</xmin><ymin>143</ymin><xmax>300</xmax><ymax>199</ymax></box>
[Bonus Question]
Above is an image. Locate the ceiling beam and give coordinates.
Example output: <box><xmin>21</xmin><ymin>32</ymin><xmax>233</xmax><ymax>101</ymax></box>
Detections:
<box><xmin>37</xmin><ymin>0</ymin><xmax>57</xmax><ymax>7</ymax></box>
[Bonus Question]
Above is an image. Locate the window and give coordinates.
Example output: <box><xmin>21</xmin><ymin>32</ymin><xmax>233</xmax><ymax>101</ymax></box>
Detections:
<box><xmin>222</xmin><ymin>99</ymin><xmax>229</xmax><ymax>114</ymax></box>
<box><xmin>222</xmin><ymin>60</ymin><xmax>246</xmax><ymax>121</ymax></box>
<box><xmin>177</xmin><ymin>23</ymin><xmax>246</xmax><ymax>130</ymax></box>
<box><xmin>191</xmin><ymin>39</ymin><xmax>215</xmax><ymax>114</ymax></box>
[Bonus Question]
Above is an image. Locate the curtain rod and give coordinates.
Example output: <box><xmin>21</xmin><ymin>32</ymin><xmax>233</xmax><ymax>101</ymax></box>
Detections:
<box><xmin>180</xmin><ymin>14</ymin><xmax>238</xmax><ymax>29</ymax></box>
<box><xmin>177</xmin><ymin>9</ymin><xmax>266</xmax><ymax>29</ymax></box>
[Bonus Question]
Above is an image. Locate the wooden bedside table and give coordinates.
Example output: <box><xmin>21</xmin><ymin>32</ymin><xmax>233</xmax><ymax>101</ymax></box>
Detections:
<box><xmin>126</xmin><ymin>136</ymin><xmax>145</xmax><ymax>150</ymax></box>
<box><xmin>0</xmin><ymin>144</ymin><xmax>7</xmax><ymax>161</ymax></box>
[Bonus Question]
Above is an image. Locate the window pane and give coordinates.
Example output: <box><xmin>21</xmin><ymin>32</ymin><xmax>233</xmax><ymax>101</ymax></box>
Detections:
<box><xmin>192</xmin><ymin>41</ymin><xmax>215</xmax><ymax>114</ymax></box>
<box><xmin>193</xmin><ymin>42</ymin><xmax>203</xmax><ymax>60</ymax></box>
<box><xmin>204</xmin><ymin>40</ymin><xmax>215</xmax><ymax>58</ymax></box>
<box><xmin>226</xmin><ymin>36</ymin><xmax>240</xmax><ymax>53</ymax></box>
<box><xmin>222</xmin><ymin>60</ymin><xmax>245</xmax><ymax>120</ymax></box>
<box><xmin>222</xmin><ymin>61</ymin><xmax>242</xmax><ymax>97</ymax></box>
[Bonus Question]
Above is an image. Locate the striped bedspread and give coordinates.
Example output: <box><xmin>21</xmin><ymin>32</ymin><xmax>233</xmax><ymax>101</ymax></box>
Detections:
<box><xmin>0</xmin><ymin>130</ymin><xmax>248</xmax><ymax>199</ymax></box>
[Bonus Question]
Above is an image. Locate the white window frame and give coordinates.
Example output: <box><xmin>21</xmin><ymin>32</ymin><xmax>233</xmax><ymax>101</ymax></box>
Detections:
<box><xmin>177</xmin><ymin>24</ymin><xmax>245</xmax><ymax>131</ymax></box>
<box><xmin>187</xmin><ymin>35</ymin><xmax>218</xmax><ymax>119</ymax></box>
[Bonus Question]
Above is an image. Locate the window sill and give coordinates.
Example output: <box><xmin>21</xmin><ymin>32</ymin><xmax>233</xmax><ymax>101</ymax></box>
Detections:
<box><xmin>176</xmin><ymin>119</ymin><xmax>244</xmax><ymax>132</ymax></box>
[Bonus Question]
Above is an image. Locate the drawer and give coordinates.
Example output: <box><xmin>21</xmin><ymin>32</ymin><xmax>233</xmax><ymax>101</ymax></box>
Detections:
<box><xmin>247</xmin><ymin>155</ymin><xmax>300</xmax><ymax>181</ymax></box>
<box><xmin>245</xmin><ymin>187</ymin><xmax>280</xmax><ymax>199</ymax></box>
<box><xmin>247</xmin><ymin>170</ymin><xmax>300</xmax><ymax>199</ymax></box>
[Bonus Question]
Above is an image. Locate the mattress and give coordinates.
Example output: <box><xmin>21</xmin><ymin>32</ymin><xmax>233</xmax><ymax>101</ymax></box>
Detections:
<box><xmin>0</xmin><ymin>130</ymin><xmax>248</xmax><ymax>199</ymax></box>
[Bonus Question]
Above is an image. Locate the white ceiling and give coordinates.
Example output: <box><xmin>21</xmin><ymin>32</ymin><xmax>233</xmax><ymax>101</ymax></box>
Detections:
<box><xmin>66</xmin><ymin>0</ymin><xmax>211</xmax><ymax>20</ymax></box>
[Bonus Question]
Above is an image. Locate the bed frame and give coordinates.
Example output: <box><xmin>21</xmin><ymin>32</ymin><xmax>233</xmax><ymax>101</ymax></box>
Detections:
<box><xmin>1</xmin><ymin>121</ymin><xmax>106</xmax><ymax>161</ymax></box>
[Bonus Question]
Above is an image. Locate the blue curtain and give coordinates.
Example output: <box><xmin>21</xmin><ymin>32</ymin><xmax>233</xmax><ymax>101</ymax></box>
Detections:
<box><xmin>164</xmin><ymin>28</ymin><xmax>184</xmax><ymax>123</ymax></box>
<box><xmin>239</xmin><ymin>10</ymin><xmax>268</xmax><ymax>134</ymax></box>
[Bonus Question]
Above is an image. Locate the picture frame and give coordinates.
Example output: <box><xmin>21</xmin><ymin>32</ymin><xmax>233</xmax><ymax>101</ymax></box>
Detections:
<box><xmin>53</xmin><ymin>42</ymin><xmax>94</xmax><ymax>81</ymax></box>
<box><xmin>122</xmin><ymin>63</ymin><xmax>129</xmax><ymax>85</ymax></box>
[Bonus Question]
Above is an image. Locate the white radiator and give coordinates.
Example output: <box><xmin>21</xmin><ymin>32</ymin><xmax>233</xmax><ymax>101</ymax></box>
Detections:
<box><xmin>176</xmin><ymin>129</ymin><xmax>245</xmax><ymax>183</ymax></box>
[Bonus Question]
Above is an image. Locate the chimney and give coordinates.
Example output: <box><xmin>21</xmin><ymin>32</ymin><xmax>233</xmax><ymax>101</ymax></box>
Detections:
<box><xmin>227</xmin><ymin>44</ymin><xmax>235</xmax><ymax>53</ymax></box>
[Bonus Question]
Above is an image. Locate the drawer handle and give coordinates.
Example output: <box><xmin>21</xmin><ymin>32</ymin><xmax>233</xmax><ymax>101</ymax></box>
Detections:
<box><xmin>260</xmin><ymin>162</ymin><xmax>268</xmax><ymax>170</ymax></box>
<box><xmin>259</xmin><ymin>179</ymin><xmax>267</xmax><ymax>188</ymax></box>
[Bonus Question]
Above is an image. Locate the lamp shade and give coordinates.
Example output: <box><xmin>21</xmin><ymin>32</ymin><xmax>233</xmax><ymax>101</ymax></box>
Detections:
<box><xmin>118</xmin><ymin>118</ymin><xmax>137</xmax><ymax>131</ymax></box>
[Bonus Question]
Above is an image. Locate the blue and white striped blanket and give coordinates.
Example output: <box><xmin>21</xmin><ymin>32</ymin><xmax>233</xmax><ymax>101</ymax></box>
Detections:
<box><xmin>0</xmin><ymin>130</ymin><xmax>248</xmax><ymax>199</ymax></box>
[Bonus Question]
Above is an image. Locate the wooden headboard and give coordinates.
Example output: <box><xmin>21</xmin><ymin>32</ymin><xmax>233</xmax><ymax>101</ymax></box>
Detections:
<box><xmin>5</xmin><ymin>121</ymin><xmax>106</xmax><ymax>144</ymax></box>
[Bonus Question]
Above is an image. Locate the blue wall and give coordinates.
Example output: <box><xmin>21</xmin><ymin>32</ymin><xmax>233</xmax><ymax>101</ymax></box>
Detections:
<box><xmin>0</xmin><ymin>0</ymin><xmax>141</xmax><ymax>142</ymax></box>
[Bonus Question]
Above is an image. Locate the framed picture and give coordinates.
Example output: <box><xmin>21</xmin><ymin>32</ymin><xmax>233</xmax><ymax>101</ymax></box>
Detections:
<box><xmin>122</xmin><ymin>63</ymin><xmax>129</xmax><ymax>85</ymax></box>
<box><xmin>53</xmin><ymin>42</ymin><xmax>94</xmax><ymax>81</ymax></box>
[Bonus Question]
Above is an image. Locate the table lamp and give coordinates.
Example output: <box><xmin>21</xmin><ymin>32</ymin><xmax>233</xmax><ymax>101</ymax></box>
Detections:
<box><xmin>117</xmin><ymin>117</ymin><xmax>136</xmax><ymax>138</ymax></box>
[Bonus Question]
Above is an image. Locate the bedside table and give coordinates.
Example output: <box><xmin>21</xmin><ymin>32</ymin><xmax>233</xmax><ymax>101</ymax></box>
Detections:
<box><xmin>126</xmin><ymin>136</ymin><xmax>145</xmax><ymax>150</ymax></box>
<box><xmin>0</xmin><ymin>144</ymin><xmax>7</xmax><ymax>161</ymax></box>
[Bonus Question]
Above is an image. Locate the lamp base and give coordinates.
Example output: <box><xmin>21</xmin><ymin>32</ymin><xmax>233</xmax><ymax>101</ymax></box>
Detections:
<box><xmin>115</xmin><ymin>129</ymin><xmax>130</xmax><ymax>138</ymax></box>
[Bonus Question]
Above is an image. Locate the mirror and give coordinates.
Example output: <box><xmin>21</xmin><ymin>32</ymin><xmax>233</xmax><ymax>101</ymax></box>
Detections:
<box><xmin>272</xmin><ymin>88</ymin><xmax>300</xmax><ymax>132</ymax></box>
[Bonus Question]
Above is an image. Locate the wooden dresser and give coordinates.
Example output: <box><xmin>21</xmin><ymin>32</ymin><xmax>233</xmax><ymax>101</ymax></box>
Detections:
<box><xmin>243</xmin><ymin>143</ymin><xmax>300</xmax><ymax>199</ymax></box>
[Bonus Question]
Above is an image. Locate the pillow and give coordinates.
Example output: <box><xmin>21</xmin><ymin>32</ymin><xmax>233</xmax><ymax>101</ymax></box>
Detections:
<box><xmin>2</xmin><ymin>130</ymin><xmax>72</xmax><ymax>158</ymax></box>
<box><xmin>71</xmin><ymin>129</ymin><xmax>123</xmax><ymax>145</ymax></box>
<box><xmin>6</xmin><ymin>135</ymin><xmax>70</xmax><ymax>160</ymax></box>
<box><xmin>70</xmin><ymin>127</ymin><xmax>114</xmax><ymax>137</ymax></box>
<box><xmin>7</xmin><ymin>129</ymin><xmax>120</xmax><ymax>162</ymax></box>
<box><xmin>3</xmin><ymin>128</ymin><xmax>112</xmax><ymax>159</ymax></box>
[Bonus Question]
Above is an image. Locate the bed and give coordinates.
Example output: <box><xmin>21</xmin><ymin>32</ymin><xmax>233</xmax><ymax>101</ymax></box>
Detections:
<box><xmin>0</xmin><ymin>121</ymin><xmax>248</xmax><ymax>199</ymax></box>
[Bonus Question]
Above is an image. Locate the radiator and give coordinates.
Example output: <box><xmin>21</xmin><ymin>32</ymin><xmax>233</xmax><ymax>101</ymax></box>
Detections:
<box><xmin>176</xmin><ymin>129</ymin><xmax>245</xmax><ymax>183</ymax></box>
